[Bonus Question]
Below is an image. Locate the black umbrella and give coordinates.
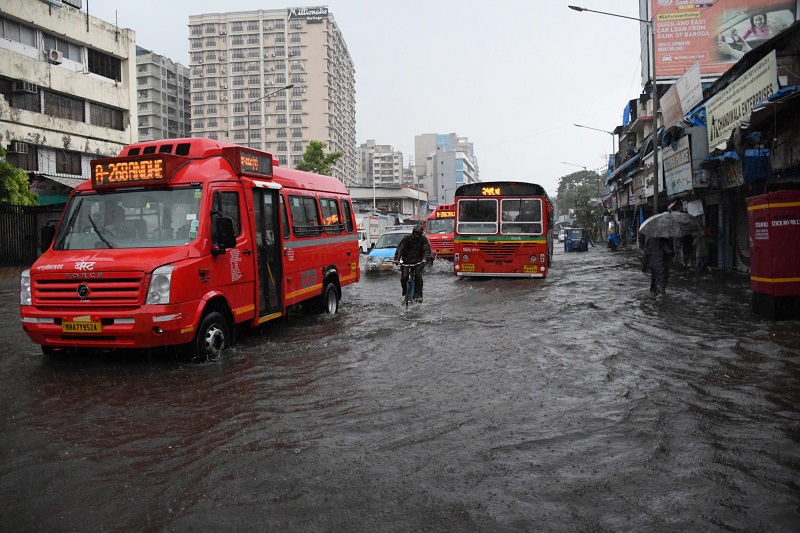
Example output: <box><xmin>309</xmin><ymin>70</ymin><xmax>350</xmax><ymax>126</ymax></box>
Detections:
<box><xmin>639</xmin><ymin>211</ymin><xmax>704</xmax><ymax>238</ymax></box>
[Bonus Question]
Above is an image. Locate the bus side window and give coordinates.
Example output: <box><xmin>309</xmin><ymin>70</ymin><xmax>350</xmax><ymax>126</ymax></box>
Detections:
<box><xmin>280</xmin><ymin>194</ymin><xmax>290</xmax><ymax>239</ymax></box>
<box><xmin>340</xmin><ymin>198</ymin><xmax>354</xmax><ymax>233</ymax></box>
<box><xmin>212</xmin><ymin>191</ymin><xmax>241</xmax><ymax>236</ymax></box>
<box><xmin>289</xmin><ymin>194</ymin><xmax>322</xmax><ymax>237</ymax></box>
<box><xmin>320</xmin><ymin>197</ymin><xmax>342</xmax><ymax>234</ymax></box>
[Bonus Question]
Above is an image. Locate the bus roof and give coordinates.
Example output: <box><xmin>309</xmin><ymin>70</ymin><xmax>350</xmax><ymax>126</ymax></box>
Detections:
<box><xmin>84</xmin><ymin>137</ymin><xmax>348</xmax><ymax>195</ymax></box>
<box><xmin>455</xmin><ymin>181</ymin><xmax>549</xmax><ymax>198</ymax></box>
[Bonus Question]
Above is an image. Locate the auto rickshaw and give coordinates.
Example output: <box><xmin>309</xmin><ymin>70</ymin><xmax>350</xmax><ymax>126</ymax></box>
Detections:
<box><xmin>564</xmin><ymin>227</ymin><xmax>589</xmax><ymax>252</ymax></box>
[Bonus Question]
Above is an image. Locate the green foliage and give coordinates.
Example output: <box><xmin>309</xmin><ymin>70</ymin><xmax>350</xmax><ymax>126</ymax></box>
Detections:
<box><xmin>295</xmin><ymin>140</ymin><xmax>343</xmax><ymax>176</ymax></box>
<box><xmin>557</xmin><ymin>169</ymin><xmax>605</xmax><ymax>229</ymax></box>
<box><xmin>0</xmin><ymin>147</ymin><xmax>37</xmax><ymax>206</ymax></box>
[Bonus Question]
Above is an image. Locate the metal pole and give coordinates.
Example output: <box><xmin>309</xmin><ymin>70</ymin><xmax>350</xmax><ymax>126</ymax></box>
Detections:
<box><xmin>650</xmin><ymin>22</ymin><xmax>660</xmax><ymax>215</ymax></box>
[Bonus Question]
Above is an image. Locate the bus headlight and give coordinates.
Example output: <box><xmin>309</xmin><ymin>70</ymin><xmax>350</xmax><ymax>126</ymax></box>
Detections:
<box><xmin>530</xmin><ymin>255</ymin><xmax>537</xmax><ymax>262</ymax></box>
<box><xmin>20</xmin><ymin>269</ymin><xmax>31</xmax><ymax>306</ymax></box>
<box><xmin>146</xmin><ymin>265</ymin><xmax>175</xmax><ymax>305</ymax></box>
<box><xmin>462</xmin><ymin>254</ymin><xmax>469</xmax><ymax>261</ymax></box>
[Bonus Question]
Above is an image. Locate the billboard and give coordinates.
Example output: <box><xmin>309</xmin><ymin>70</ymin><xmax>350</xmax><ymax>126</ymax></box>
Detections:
<box><xmin>649</xmin><ymin>0</ymin><xmax>795</xmax><ymax>81</ymax></box>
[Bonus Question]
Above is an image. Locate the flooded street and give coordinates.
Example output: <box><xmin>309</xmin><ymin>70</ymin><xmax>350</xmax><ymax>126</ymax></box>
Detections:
<box><xmin>2</xmin><ymin>246</ymin><xmax>799</xmax><ymax>532</ymax></box>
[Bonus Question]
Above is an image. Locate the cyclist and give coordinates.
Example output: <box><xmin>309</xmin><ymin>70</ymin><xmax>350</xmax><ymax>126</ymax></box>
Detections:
<box><xmin>394</xmin><ymin>224</ymin><xmax>432</xmax><ymax>302</ymax></box>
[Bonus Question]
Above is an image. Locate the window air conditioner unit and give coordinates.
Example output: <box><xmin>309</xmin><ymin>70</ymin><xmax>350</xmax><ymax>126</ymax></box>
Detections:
<box><xmin>199</xmin><ymin>72</ymin><xmax>204</xmax><ymax>77</ymax></box>
<box><xmin>219</xmin><ymin>30</ymin><xmax>227</xmax><ymax>35</ymax></box>
<box><xmin>10</xmin><ymin>141</ymin><xmax>28</xmax><ymax>154</ymax></box>
<box><xmin>12</xmin><ymin>81</ymin><xmax>38</xmax><ymax>94</ymax></box>
<box><xmin>198</xmin><ymin>58</ymin><xmax>203</xmax><ymax>63</ymax></box>
<box><xmin>47</xmin><ymin>48</ymin><xmax>63</xmax><ymax>64</ymax></box>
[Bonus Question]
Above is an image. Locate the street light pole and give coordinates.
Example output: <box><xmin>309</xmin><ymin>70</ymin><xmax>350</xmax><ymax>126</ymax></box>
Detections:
<box><xmin>246</xmin><ymin>83</ymin><xmax>294</xmax><ymax>148</ymax></box>
<box><xmin>569</xmin><ymin>5</ymin><xmax>659</xmax><ymax>215</ymax></box>
<box><xmin>573</xmin><ymin>123</ymin><xmax>617</xmax><ymax>166</ymax></box>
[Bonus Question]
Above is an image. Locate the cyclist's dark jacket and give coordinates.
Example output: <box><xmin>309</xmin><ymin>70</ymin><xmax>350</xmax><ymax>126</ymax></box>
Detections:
<box><xmin>394</xmin><ymin>233</ymin><xmax>431</xmax><ymax>264</ymax></box>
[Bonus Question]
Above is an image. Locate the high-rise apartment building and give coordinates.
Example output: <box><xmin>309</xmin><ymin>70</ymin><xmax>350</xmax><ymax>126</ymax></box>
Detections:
<box><xmin>0</xmin><ymin>0</ymin><xmax>137</xmax><ymax>204</ymax></box>
<box><xmin>357</xmin><ymin>140</ymin><xmax>404</xmax><ymax>188</ymax></box>
<box><xmin>188</xmin><ymin>7</ymin><xmax>357</xmax><ymax>185</ymax></box>
<box><xmin>136</xmin><ymin>47</ymin><xmax>191</xmax><ymax>141</ymax></box>
<box><xmin>415</xmin><ymin>133</ymin><xmax>480</xmax><ymax>204</ymax></box>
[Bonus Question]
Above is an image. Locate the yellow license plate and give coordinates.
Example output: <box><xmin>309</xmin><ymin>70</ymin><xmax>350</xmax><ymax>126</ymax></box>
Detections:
<box><xmin>439</xmin><ymin>249</ymin><xmax>451</xmax><ymax>254</ymax></box>
<box><xmin>524</xmin><ymin>264</ymin><xmax>538</xmax><ymax>273</ymax></box>
<box><xmin>462</xmin><ymin>264</ymin><xmax>474</xmax><ymax>272</ymax></box>
<box><xmin>62</xmin><ymin>321</ymin><xmax>102</xmax><ymax>333</ymax></box>
<box><xmin>379</xmin><ymin>264</ymin><xmax>395</xmax><ymax>271</ymax></box>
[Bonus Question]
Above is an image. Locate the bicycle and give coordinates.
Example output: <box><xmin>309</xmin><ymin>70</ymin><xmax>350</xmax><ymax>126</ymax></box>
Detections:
<box><xmin>397</xmin><ymin>259</ymin><xmax>425</xmax><ymax>307</ymax></box>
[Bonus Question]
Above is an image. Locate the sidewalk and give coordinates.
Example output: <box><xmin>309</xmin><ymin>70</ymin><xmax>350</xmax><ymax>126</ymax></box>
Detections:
<box><xmin>0</xmin><ymin>265</ymin><xmax>27</xmax><ymax>293</ymax></box>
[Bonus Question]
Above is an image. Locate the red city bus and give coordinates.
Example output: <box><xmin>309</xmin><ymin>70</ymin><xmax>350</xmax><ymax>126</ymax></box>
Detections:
<box><xmin>453</xmin><ymin>181</ymin><xmax>553</xmax><ymax>278</ymax></box>
<box><xmin>20</xmin><ymin>138</ymin><xmax>360</xmax><ymax>361</ymax></box>
<box><xmin>424</xmin><ymin>203</ymin><xmax>455</xmax><ymax>259</ymax></box>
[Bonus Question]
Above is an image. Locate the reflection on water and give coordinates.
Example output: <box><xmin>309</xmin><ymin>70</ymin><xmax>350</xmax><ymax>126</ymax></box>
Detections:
<box><xmin>1</xmin><ymin>248</ymin><xmax>798</xmax><ymax>531</ymax></box>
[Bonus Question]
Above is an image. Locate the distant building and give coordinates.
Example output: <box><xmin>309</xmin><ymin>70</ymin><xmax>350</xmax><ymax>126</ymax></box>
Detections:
<box><xmin>188</xmin><ymin>7</ymin><xmax>357</xmax><ymax>185</ymax></box>
<box><xmin>136</xmin><ymin>47</ymin><xmax>191</xmax><ymax>141</ymax></box>
<box><xmin>357</xmin><ymin>140</ymin><xmax>403</xmax><ymax>187</ymax></box>
<box><xmin>0</xmin><ymin>0</ymin><xmax>137</xmax><ymax>204</ymax></box>
<box><xmin>415</xmin><ymin>133</ymin><xmax>480</xmax><ymax>204</ymax></box>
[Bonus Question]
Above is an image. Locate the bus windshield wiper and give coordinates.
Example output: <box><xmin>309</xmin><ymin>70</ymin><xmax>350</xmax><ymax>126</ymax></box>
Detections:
<box><xmin>87</xmin><ymin>213</ymin><xmax>114</xmax><ymax>249</ymax></box>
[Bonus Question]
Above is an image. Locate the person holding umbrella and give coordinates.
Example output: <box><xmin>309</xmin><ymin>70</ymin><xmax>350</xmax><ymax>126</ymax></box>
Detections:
<box><xmin>639</xmin><ymin>211</ymin><xmax>701</xmax><ymax>296</ymax></box>
<box><xmin>645</xmin><ymin>236</ymin><xmax>674</xmax><ymax>295</ymax></box>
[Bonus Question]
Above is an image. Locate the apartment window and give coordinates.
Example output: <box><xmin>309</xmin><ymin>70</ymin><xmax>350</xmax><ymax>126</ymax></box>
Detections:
<box><xmin>250</xmin><ymin>115</ymin><xmax>261</xmax><ymax>126</ymax></box>
<box><xmin>207</xmin><ymin>104</ymin><xmax>218</xmax><ymax>114</ymax></box>
<box><xmin>56</xmin><ymin>150</ymin><xmax>82</xmax><ymax>175</ymax></box>
<box><xmin>205</xmin><ymin>50</ymin><xmax>217</xmax><ymax>61</ymax></box>
<box><xmin>290</xmin><ymin>20</ymin><xmax>302</xmax><ymax>30</ymax></box>
<box><xmin>87</xmin><ymin>48</ymin><xmax>122</xmax><ymax>81</ymax></box>
<box><xmin>205</xmin><ymin>23</ymin><xmax>216</xmax><ymax>33</ymax></box>
<box><xmin>234</xmin><ymin>131</ymin><xmax>245</xmax><ymax>141</ymax></box>
<box><xmin>275</xmin><ymin>34</ymin><xmax>285</xmax><ymax>44</ymax></box>
<box><xmin>6</xmin><ymin>145</ymin><xmax>37</xmax><ymax>171</ymax></box>
<box><xmin>279</xmin><ymin>155</ymin><xmax>288</xmax><ymax>166</ymax></box>
<box><xmin>277</xmin><ymin>115</ymin><xmax>287</xmax><ymax>125</ymax></box>
<box><xmin>276</xmin><ymin>74</ymin><xmax>286</xmax><ymax>84</ymax></box>
<box><xmin>90</xmin><ymin>103</ymin><xmax>124</xmax><ymax>131</ymax></box>
<box><xmin>292</xmin><ymin>141</ymin><xmax>303</xmax><ymax>152</ymax></box>
<box><xmin>248</xmin><ymin>88</ymin><xmax>261</xmax><ymax>99</ymax></box>
<box><xmin>277</xmin><ymin>128</ymin><xmax>287</xmax><ymax>138</ymax></box>
<box><xmin>206</xmin><ymin>64</ymin><xmax>216</xmax><ymax>74</ymax></box>
<box><xmin>205</xmin><ymin>37</ymin><xmax>217</xmax><ymax>47</ymax></box>
<box><xmin>42</xmin><ymin>33</ymin><xmax>82</xmax><ymax>62</ymax></box>
<box><xmin>207</xmin><ymin>117</ymin><xmax>218</xmax><ymax>128</ymax></box>
<box><xmin>233</xmin><ymin>76</ymin><xmax>245</xmax><ymax>87</ymax></box>
<box><xmin>190</xmin><ymin>38</ymin><xmax>202</xmax><ymax>49</ymax></box>
<box><xmin>291</xmin><ymin>74</ymin><xmax>303</xmax><ymax>84</ymax></box>
<box><xmin>247</xmin><ymin>21</ymin><xmax>259</xmax><ymax>31</ymax></box>
<box><xmin>233</xmin><ymin>116</ymin><xmax>245</xmax><ymax>126</ymax></box>
<box><xmin>247</xmin><ymin>34</ymin><xmax>259</xmax><ymax>45</ymax></box>
<box><xmin>231</xmin><ymin>22</ymin><xmax>243</xmax><ymax>32</ymax></box>
<box><xmin>193</xmin><ymin>79</ymin><xmax>204</xmax><ymax>88</ymax></box>
<box><xmin>192</xmin><ymin>93</ymin><xmax>204</xmax><ymax>102</ymax></box>
<box><xmin>206</xmin><ymin>78</ymin><xmax>217</xmax><ymax>88</ymax></box>
<box><xmin>250</xmin><ymin>129</ymin><xmax>261</xmax><ymax>140</ymax></box>
<box><xmin>191</xmin><ymin>25</ymin><xmax>203</xmax><ymax>36</ymax></box>
<box><xmin>194</xmin><ymin>119</ymin><xmax>204</xmax><ymax>129</ymax></box>
<box><xmin>275</xmin><ymin>21</ymin><xmax>285</xmax><ymax>30</ymax></box>
<box><xmin>232</xmin><ymin>49</ymin><xmax>245</xmax><ymax>59</ymax></box>
<box><xmin>292</xmin><ymin>87</ymin><xmax>303</xmax><ymax>98</ymax></box>
<box><xmin>278</xmin><ymin>142</ymin><xmax>287</xmax><ymax>152</ymax></box>
<box><xmin>291</xmin><ymin>100</ymin><xmax>302</xmax><ymax>111</ymax></box>
<box><xmin>249</xmin><ymin>75</ymin><xmax>260</xmax><ymax>85</ymax></box>
<box><xmin>276</xmin><ymin>101</ymin><xmax>287</xmax><ymax>111</ymax></box>
<box><xmin>194</xmin><ymin>106</ymin><xmax>204</xmax><ymax>115</ymax></box>
<box><xmin>289</xmin><ymin>34</ymin><xmax>301</xmax><ymax>44</ymax></box>
<box><xmin>232</xmin><ymin>63</ymin><xmax>246</xmax><ymax>73</ymax></box>
<box><xmin>206</xmin><ymin>91</ymin><xmax>217</xmax><ymax>101</ymax></box>
<box><xmin>233</xmin><ymin>103</ymin><xmax>245</xmax><ymax>113</ymax></box>
<box><xmin>291</xmin><ymin>114</ymin><xmax>302</xmax><ymax>125</ymax></box>
<box><xmin>232</xmin><ymin>35</ymin><xmax>244</xmax><ymax>46</ymax></box>
<box><xmin>43</xmin><ymin>92</ymin><xmax>84</xmax><ymax>122</ymax></box>
<box><xmin>292</xmin><ymin>127</ymin><xmax>302</xmax><ymax>138</ymax></box>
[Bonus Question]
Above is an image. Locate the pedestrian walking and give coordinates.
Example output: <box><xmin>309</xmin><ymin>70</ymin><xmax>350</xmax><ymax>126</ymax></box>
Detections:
<box><xmin>692</xmin><ymin>228</ymin><xmax>711</xmax><ymax>272</ymax></box>
<box><xmin>645</xmin><ymin>236</ymin><xmax>674</xmax><ymax>295</ymax></box>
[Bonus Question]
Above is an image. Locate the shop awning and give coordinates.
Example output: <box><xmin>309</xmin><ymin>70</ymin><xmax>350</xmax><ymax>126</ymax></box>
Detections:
<box><xmin>605</xmin><ymin>154</ymin><xmax>641</xmax><ymax>185</ymax></box>
<box><xmin>36</xmin><ymin>174</ymin><xmax>87</xmax><ymax>189</ymax></box>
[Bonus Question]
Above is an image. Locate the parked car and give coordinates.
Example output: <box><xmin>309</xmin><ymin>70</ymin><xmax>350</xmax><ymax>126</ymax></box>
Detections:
<box><xmin>365</xmin><ymin>226</ymin><xmax>413</xmax><ymax>273</ymax></box>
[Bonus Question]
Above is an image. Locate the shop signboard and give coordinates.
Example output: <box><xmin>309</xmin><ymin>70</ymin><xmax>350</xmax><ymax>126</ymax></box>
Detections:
<box><xmin>663</xmin><ymin>136</ymin><xmax>692</xmax><ymax>197</ymax></box>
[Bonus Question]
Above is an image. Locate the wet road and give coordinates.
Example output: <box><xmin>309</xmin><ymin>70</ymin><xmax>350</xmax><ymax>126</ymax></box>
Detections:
<box><xmin>1</xmin><ymin>246</ymin><xmax>799</xmax><ymax>532</ymax></box>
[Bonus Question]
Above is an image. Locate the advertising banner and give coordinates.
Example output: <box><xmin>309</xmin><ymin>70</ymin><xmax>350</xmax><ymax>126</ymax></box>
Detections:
<box><xmin>660</xmin><ymin>61</ymin><xmax>703</xmax><ymax>128</ymax></box>
<box><xmin>706</xmin><ymin>50</ymin><xmax>778</xmax><ymax>148</ymax></box>
<box><xmin>650</xmin><ymin>0</ymin><xmax>794</xmax><ymax>80</ymax></box>
<box><xmin>663</xmin><ymin>136</ymin><xmax>693</xmax><ymax>197</ymax></box>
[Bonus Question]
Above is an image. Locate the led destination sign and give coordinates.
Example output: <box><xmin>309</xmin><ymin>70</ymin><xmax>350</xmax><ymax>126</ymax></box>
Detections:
<box><xmin>222</xmin><ymin>147</ymin><xmax>274</xmax><ymax>178</ymax></box>
<box><xmin>90</xmin><ymin>154</ymin><xmax>184</xmax><ymax>188</ymax></box>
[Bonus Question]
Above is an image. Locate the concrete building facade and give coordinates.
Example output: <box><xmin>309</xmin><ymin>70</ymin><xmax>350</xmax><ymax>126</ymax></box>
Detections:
<box><xmin>415</xmin><ymin>133</ymin><xmax>480</xmax><ymax>205</ymax></box>
<box><xmin>0</xmin><ymin>0</ymin><xmax>137</xmax><ymax>203</ymax></box>
<box><xmin>357</xmin><ymin>139</ymin><xmax>403</xmax><ymax>188</ymax></box>
<box><xmin>136</xmin><ymin>47</ymin><xmax>190</xmax><ymax>141</ymax></box>
<box><xmin>187</xmin><ymin>7</ymin><xmax>357</xmax><ymax>186</ymax></box>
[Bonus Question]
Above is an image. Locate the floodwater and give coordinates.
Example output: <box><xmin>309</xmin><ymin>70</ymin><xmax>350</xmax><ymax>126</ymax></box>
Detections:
<box><xmin>1</xmin><ymin>245</ymin><xmax>799</xmax><ymax>532</ymax></box>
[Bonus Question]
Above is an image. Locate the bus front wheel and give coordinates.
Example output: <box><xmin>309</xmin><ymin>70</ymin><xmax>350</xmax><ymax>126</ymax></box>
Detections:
<box><xmin>188</xmin><ymin>311</ymin><xmax>229</xmax><ymax>363</ymax></box>
<box><xmin>323</xmin><ymin>282</ymin><xmax>339</xmax><ymax>314</ymax></box>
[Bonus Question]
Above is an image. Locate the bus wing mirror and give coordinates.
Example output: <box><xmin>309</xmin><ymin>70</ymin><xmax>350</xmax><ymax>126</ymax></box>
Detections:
<box><xmin>212</xmin><ymin>216</ymin><xmax>236</xmax><ymax>256</ymax></box>
<box><xmin>40</xmin><ymin>222</ymin><xmax>57</xmax><ymax>253</ymax></box>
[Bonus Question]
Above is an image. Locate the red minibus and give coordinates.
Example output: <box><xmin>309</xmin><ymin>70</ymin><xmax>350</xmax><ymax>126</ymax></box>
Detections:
<box><xmin>20</xmin><ymin>138</ymin><xmax>360</xmax><ymax>361</ymax></box>
<box><xmin>453</xmin><ymin>181</ymin><xmax>553</xmax><ymax>277</ymax></box>
<box><xmin>424</xmin><ymin>203</ymin><xmax>455</xmax><ymax>259</ymax></box>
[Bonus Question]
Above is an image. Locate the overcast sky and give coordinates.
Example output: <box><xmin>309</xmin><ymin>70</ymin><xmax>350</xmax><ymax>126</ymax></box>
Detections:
<box><xmin>86</xmin><ymin>0</ymin><xmax>647</xmax><ymax>195</ymax></box>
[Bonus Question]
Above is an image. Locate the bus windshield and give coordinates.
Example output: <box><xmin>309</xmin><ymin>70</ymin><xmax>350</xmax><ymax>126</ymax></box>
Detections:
<box><xmin>426</xmin><ymin>217</ymin><xmax>454</xmax><ymax>234</ymax></box>
<box><xmin>54</xmin><ymin>188</ymin><xmax>204</xmax><ymax>250</ymax></box>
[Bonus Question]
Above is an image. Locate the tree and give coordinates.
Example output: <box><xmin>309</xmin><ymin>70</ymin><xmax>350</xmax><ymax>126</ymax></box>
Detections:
<box><xmin>0</xmin><ymin>147</ymin><xmax>37</xmax><ymax>206</ymax></box>
<box><xmin>557</xmin><ymin>169</ymin><xmax>604</xmax><ymax>229</ymax></box>
<box><xmin>295</xmin><ymin>140</ymin><xmax>343</xmax><ymax>176</ymax></box>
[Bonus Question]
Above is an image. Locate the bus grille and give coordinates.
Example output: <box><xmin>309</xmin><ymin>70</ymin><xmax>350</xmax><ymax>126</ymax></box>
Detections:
<box><xmin>476</xmin><ymin>242</ymin><xmax>520</xmax><ymax>260</ymax></box>
<box><xmin>33</xmin><ymin>274</ymin><xmax>146</xmax><ymax>305</ymax></box>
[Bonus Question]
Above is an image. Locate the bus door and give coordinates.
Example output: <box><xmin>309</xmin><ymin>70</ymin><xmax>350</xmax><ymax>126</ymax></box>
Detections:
<box><xmin>252</xmin><ymin>186</ymin><xmax>283</xmax><ymax>318</ymax></box>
